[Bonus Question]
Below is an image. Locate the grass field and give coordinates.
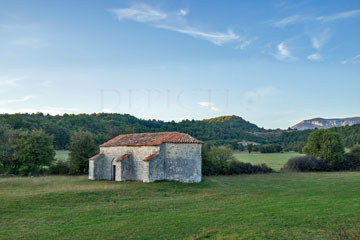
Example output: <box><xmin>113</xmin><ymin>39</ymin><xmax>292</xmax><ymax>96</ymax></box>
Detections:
<box><xmin>233</xmin><ymin>152</ymin><xmax>304</xmax><ymax>171</ymax></box>
<box><xmin>1</xmin><ymin>173</ymin><xmax>360</xmax><ymax>239</ymax></box>
<box><xmin>55</xmin><ymin>150</ymin><xmax>69</xmax><ymax>162</ymax></box>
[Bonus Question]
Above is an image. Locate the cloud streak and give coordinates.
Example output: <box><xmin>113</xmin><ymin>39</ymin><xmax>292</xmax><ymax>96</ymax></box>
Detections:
<box><xmin>157</xmin><ymin>25</ymin><xmax>239</xmax><ymax>46</ymax></box>
<box><xmin>307</xmin><ymin>53</ymin><xmax>321</xmax><ymax>61</ymax></box>
<box><xmin>110</xmin><ymin>5</ymin><xmax>167</xmax><ymax>22</ymax></box>
<box><xmin>341</xmin><ymin>54</ymin><xmax>360</xmax><ymax>64</ymax></box>
<box><xmin>197</xmin><ymin>101</ymin><xmax>220</xmax><ymax>112</ymax></box>
<box><xmin>0</xmin><ymin>76</ymin><xmax>25</xmax><ymax>87</ymax></box>
<box><xmin>110</xmin><ymin>4</ymin><xmax>249</xmax><ymax>47</ymax></box>
<box><xmin>272</xmin><ymin>9</ymin><xmax>360</xmax><ymax>27</ymax></box>
<box><xmin>316</xmin><ymin>9</ymin><xmax>360</xmax><ymax>22</ymax></box>
<box><xmin>0</xmin><ymin>95</ymin><xmax>35</xmax><ymax>106</ymax></box>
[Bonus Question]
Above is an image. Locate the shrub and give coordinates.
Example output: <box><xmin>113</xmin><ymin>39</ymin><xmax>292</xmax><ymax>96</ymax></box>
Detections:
<box><xmin>332</xmin><ymin>153</ymin><xmax>360</xmax><ymax>171</ymax></box>
<box><xmin>202</xmin><ymin>145</ymin><xmax>273</xmax><ymax>175</ymax></box>
<box><xmin>49</xmin><ymin>161</ymin><xmax>70</xmax><ymax>175</ymax></box>
<box><xmin>282</xmin><ymin>156</ymin><xmax>330</xmax><ymax>172</ymax></box>
<box><xmin>350</xmin><ymin>144</ymin><xmax>360</xmax><ymax>163</ymax></box>
<box><xmin>202</xmin><ymin>145</ymin><xmax>234</xmax><ymax>175</ymax></box>
<box><xmin>227</xmin><ymin>161</ymin><xmax>273</xmax><ymax>174</ymax></box>
<box><xmin>9</xmin><ymin>130</ymin><xmax>55</xmax><ymax>175</ymax></box>
<box><xmin>259</xmin><ymin>144</ymin><xmax>283</xmax><ymax>153</ymax></box>
<box><xmin>303</xmin><ymin>130</ymin><xmax>344</xmax><ymax>165</ymax></box>
<box><xmin>69</xmin><ymin>130</ymin><xmax>97</xmax><ymax>175</ymax></box>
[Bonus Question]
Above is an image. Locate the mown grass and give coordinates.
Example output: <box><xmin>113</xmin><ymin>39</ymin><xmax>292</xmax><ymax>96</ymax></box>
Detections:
<box><xmin>1</xmin><ymin>173</ymin><xmax>359</xmax><ymax>239</ymax></box>
<box><xmin>233</xmin><ymin>152</ymin><xmax>304</xmax><ymax>171</ymax></box>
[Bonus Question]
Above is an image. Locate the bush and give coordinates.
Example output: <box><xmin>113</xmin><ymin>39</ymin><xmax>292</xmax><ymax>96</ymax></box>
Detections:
<box><xmin>258</xmin><ymin>144</ymin><xmax>283</xmax><ymax>153</ymax></box>
<box><xmin>202</xmin><ymin>145</ymin><xmax>273</xmax><ymax>175</ymax></box>
<box><xmin>69</xmin><ymin>130</ymin><xmax>98</xmax><ymax>175</ymax></box>
<box><xmin>332</xmin><ymin>153</ymin><xmax>360</xmax><ymax>171</ymax></box>
<box><xmin>227</xmin><ymin>161</ymin><xmax>273</xmax><ymax>174</ymax></box>
<box><xmin>202</xmin><ymin>145</ymin><xmax>234</xmax><ymax>175</ymax></box>
<box><xmin>282</xmin><ymin>156</ymin><xmax>330</xmax><ymax>172</ymax></box>
<box><xmin>9</xmin><ymin>129</ymin><xmax>55</xmax><ymax>175</ymax></box>
<box><xmin>303</xmin><ymin>130</ymin><xmax>344</xmax><ymax>165</ymax></box>
<box><xmin>49</xmin><ymin>161</ymin><xmax>70</xmax><ymax>175</ymax></box>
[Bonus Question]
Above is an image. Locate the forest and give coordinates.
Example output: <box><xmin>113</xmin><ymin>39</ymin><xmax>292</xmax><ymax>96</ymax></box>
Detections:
<box><xmin>0</xmin><ymin>113</ymin><xmax>360</xmax><ymax>150</ymax></box>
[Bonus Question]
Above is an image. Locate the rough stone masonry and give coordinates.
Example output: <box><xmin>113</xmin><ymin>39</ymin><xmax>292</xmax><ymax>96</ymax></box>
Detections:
<box><xmin>89</xmin><ymin>132</ymin><xmax>203</xmax><ymax>183</ymax></box>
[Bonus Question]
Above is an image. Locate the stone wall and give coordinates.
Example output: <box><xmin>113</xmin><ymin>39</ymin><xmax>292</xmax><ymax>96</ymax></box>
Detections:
<box><xmin>89</xmin><ymin>154</ymin><xmax>112</xmax><ymax>180</ymax></box>
<box><xmin>163</xmin><ymin>143</ymin><xmax>202</xmax><ymax>183</ymax></box>
<box><xmin>100</xmin><ymin>146</ymin><xmax>160</xmax><ymax>182</ymax></box>
<box><xmin>149</xmin><ymin>154</ymin><xmax>165</xmax><ymax>182</ymax></box>
<box><xmin>90</xmin><ymin>143</ymin><xmax>202</xmax><ymax>183</ymax></box>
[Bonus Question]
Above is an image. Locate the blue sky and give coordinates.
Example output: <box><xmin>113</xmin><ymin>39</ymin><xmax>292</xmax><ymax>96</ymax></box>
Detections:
<box><xmin>0</xmin><ymin>0</ymin><xmax>359</xmax><ymax>129</ymax></box>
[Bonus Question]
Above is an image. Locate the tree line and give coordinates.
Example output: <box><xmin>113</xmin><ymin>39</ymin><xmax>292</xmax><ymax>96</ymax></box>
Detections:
<box><xmin>1</xmin><ymin>113</ymin><xmax>360</xmax><ymax>153</ymax></box>
<box><xmin>0</xmin><ymin>113</ymin><xmax>264</xmax><ymax>150</ymax></box>
<box><xmin>0</xmin><ymin>124</ymin><xmax>97</xmax><ymax>176</ymax></box>
<box><xmin>283</xmin><ymin>129</ymin><xmax>360</xmax><ymax>172</ymax></box>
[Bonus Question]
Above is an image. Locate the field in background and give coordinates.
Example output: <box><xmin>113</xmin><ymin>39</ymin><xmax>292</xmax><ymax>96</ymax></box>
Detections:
<box><xmin>1</xmin><ymin>173</ymin><xmax>359</xmax><ymax>239</ymax></box>
<box><xmin>56</xmin><ymin>151</ymin><xmax>302</xmax><ymax>171</ymax></box>
<box><xmin>233</xmin><ymin>152</ymin><xmax>304</xmax><ymax>171</ymax></box>
<box><xmin>55</xmin><ymin>150</ymin><xmax>69</xmax><ymax>162</ymax></box>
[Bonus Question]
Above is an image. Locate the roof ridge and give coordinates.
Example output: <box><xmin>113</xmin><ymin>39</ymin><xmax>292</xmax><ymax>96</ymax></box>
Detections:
<box><xmin>100</xmin><ymin>132</ymin><xmax>202</xmax><ymax>147</ymax></box>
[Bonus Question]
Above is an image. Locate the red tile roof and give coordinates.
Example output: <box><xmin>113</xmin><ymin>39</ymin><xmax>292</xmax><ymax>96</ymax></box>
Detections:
<box><xmin>115</xmin><ymin>154</ymin><xmax>130</xmax><ymax>162</ymax></box>
<box><xmin>89</xmin><ymin>153</ymin><xmax>104</xmax><ymax>160</ymax></box>
<box><xmin>100</xmin><ymin>132</ymin><xmax>203</xmax><ymax>147</ymax></box>
<box><xmin>143</xmin><ymin>153</ymin><xmax>159</xmax><ymax>162</ymax></box>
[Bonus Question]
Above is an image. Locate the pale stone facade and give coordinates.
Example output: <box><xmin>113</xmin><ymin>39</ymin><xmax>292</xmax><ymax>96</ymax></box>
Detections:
<box><xmin>89</xmin><ymin>132</ymin><xmax>202</xmax><ymax>183</ymax></box>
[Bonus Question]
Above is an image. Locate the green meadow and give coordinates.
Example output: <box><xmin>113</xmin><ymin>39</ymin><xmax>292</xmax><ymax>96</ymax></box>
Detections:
<box><xmin>1</xmin><ymin>173</ymin><xmax>359</xmax><ymax>240</ymax></box>
<box><xmin>55</xmin><ymin>150</ymin><xmax>70</xmax><ymax>162</ymax></box>
<box><xmin>233</xmin><ymin>152</ymin><xmax>304</xmax><ymax>171</ymax></box>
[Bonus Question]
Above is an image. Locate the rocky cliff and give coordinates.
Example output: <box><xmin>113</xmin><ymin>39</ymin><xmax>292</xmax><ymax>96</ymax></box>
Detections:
<box><xmin>291</xmin><ymin>117</ymin><xmax>360</xmax><ymax>130</ymax></box>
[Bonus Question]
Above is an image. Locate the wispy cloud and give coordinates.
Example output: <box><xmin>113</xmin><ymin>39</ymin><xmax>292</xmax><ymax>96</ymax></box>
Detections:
<box><xmin>157</xmin><ymin>25</ymin><xmax>239</xmax><ymax>46</ymax></box>
<box><xmin>271</xmin><ymin>15</ymin><xmax>308</xmax><ymax>27</ymax></box>
<box><xmin>109</xmin><ymin>4</ymin><xmax>167</xmax><ymax>23</ymax></box>
<box><xmin>274</xmin><ymin>41</ymin><xmax>294</xmax><ymax>60</ymax></box>
<box><xmin>307</xmin><ymin>53</ymin><xmax>321</xmax><ymax>61</ymax></box>
<box><xmin>272</xmin><ymin>9</ymin><xmax>360</xmax><ymax>27</ymax></box>
<box><xmin>0</xmin><ymin>95</ymin><xmax>35</xmax><ymax>105</ymax></box>
<box><xmin>235</xmin><ymin>38</ymin><xmax>256</xmax><ymax>50</ymax></box>
<box><xmin>341</xmin><ymin>54</ymin><xmax>360</xmax><ymax>64</ymax></box>
<box><xmin>178</xmin><ymin>9</ymin><xmax>188</xmax><ymax>16</ymax></box>
<box><xmin>311</xmin><ymin>29</ymin><xmax>330</xmax><ymax>50</ymax></box>
<box><xmin>110</xmin><ymin>4</ymin><xmax>250</xmax><ymax>47</ymax></box>
<box><xmin>0</xmin><ymin>76</ymin><xmax>25</xmax><ymax>87</ymax></box>
<box><xmin>197</xmin><ymin>101</ymin><xmax>220</xmax><ymax>112</ymax></box>
<box><xmin>316</xmin><ymin>9</ymin><xmax>360</xmax><ymax>22</ymax></box>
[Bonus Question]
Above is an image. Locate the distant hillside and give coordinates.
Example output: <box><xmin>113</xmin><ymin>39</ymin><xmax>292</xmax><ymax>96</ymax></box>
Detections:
<box><xmin>204</xmin><ymin>115</ymin><xmax>260</xmax><ymax>131</ymax></box>
<box><xmin>292</xmin><ymin>117</ymin><xmax>360</xmax><ymax>130</ymax></box>
<box><xmin>0</xmin><ymin>113</ymin><xmax>264</xmax><ymax>149</ymax></box>
<box><xmin>1</xmin><ymin>113</ymin><xmax>359</xmax><ymax>150</ymax></box>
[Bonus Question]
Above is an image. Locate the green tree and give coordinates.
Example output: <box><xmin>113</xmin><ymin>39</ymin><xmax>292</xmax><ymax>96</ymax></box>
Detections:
<box><xmin>349</xmin><ymin>144</ymin><xmax>360</xmax><ymax>166</ymax></box>
<box><xmin>10</xmin><ymin>130</ymin><xmax>55</xmax><ymax>175</ymax></box>
<box><xmin>209</xmin><ymin>145</ymin><xmax>234</xmax><ymax>174</ymax></box>
<box><xmin>69</xmin><ymin>130</ymin><xmax>98</xmax><ymax>174</ymax></box>
<box><xmin>247</xmin><ymin>144</ymin><xmax>253</xmax><ymax>154</ymax></box>
<box><xmin>303</xmin><ymin>130</ymin><xmax>344</xmax><ymax>165</ymax></box>
<box><xmin>0</xmin><ymin>125</ymin><xmax>13</xmax><ymax>173</ymax></box>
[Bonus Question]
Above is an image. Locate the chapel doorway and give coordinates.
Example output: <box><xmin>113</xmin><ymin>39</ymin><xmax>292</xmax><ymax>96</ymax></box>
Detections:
<box><xmin>112</xmin><ymin>165</ymin><xmax>116</xmax><ymax>180</ymax></box>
